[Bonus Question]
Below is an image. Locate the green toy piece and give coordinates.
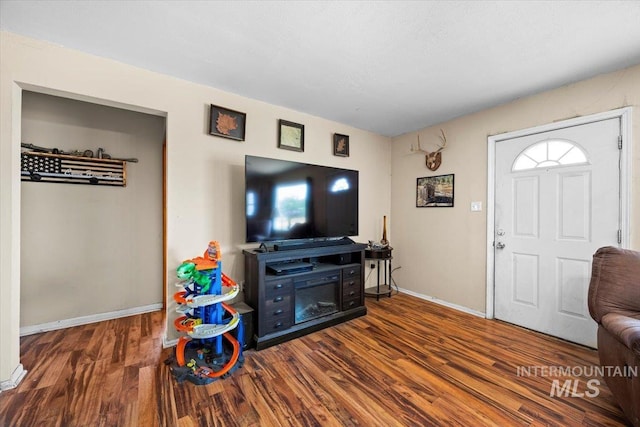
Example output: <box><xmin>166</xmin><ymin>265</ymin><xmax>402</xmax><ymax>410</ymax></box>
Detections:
<box><xmin>177</xmin><ymin>262</ymin><xmax>212</xmax><ymax>292</ymax></box>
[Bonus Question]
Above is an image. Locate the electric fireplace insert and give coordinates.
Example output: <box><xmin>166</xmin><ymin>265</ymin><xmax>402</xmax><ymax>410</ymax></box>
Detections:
<box><xmin>294</xmin><ymin>273</ymin><xmax>339</xmax><ymax>324</ymax></box>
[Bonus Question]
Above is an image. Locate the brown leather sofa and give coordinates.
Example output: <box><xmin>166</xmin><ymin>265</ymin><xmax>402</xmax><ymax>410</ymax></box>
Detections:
<box><xmin>588</xmin><ymin>246</ymin><xmax>640</xmax><ymax>427</ymax></box>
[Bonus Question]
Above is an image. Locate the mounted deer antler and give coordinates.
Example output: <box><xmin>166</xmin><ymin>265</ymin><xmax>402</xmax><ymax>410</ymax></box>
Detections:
<box><xmin>411</xmin><ymin>129</ymin><xmax>447</xmax><ymax>171</ymax></box>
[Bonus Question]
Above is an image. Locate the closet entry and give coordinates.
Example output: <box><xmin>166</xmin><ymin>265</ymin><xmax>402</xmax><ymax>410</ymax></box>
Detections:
<box><xmin>20</xmin><ymin>91</ymin><xmax>166</xmax><ymax>334</ymax></box>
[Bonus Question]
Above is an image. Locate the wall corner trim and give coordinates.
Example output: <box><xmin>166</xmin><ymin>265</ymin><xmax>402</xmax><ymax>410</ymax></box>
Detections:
<box><xmin>0</xmin><ymin>364</ymin><xmax>27</xmax><ymax>393</ymax></box>
<box><xmin>163</xmin><ymin>337</ymin><xmax>179</xmax><ymax>349</ymax></box>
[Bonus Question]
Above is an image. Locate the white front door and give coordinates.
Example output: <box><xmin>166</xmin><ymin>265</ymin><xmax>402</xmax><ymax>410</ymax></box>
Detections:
<box><xmin>494</xmin><ymin>118</ymin><xmax>620</xmax><ymax>348</ymax></box>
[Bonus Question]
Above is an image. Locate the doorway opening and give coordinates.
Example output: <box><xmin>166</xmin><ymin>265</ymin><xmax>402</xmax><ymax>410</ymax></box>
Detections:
<box><xmin>19</xmin><ymin>90</ymin><xmax>167</xmax><ymax>335</ymax></box>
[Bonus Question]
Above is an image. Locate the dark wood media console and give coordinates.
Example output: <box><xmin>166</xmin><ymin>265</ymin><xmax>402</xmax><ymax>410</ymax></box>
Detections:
<box><xmin>243</xmin><ymin>243</ymin><xmax>368</xmax><ymax>350</ymax></box>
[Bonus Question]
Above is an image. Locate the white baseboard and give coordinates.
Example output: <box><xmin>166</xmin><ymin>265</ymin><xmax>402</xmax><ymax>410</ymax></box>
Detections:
<box><xmin>398</xmin><ymin>288</ymin><xmax>486</xmax><ymax>318</ymax></box>
<box><xmin>163</xmin><ymin>336</ymin><xmax>179</xmax><ymax>349</ymax></box>
<box><xmin>19</xmin><ymin>303</ymin><xmax>163</xmax><ymax>336</ymax></box>
<box><xmin>0</xmin><ymin>363</ymin><xmax>27</xmax><ymax>393</ymax></box>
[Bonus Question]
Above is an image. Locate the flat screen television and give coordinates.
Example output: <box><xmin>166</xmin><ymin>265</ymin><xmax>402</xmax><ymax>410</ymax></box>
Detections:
<box><xmin>245</xmin><ymin>155</ymin><xmax>359</xmax><ymax>243</ymax></box>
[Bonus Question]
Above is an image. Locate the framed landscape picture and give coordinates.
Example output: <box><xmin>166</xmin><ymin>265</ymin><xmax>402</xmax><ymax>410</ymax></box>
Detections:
<box><xmin>209</xmin><ymin>104</ymin><xmax>246</xmax><ymax>141</ymax></box>
<box><xmin>416</xmin><ymin>174</ymin><xmax>454</xmax><ymax>207</ymax></box>
<box><xmin>278</xmin><ymin>119</ymin><xmax>304</xmax><ymax>152</ymax></box>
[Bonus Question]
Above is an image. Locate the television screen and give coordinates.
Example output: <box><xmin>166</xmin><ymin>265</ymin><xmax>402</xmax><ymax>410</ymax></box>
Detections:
<box><xmin>245</xmin><ymin>155</ymin><xmax>358</xmax><ymax>243</ymax></box>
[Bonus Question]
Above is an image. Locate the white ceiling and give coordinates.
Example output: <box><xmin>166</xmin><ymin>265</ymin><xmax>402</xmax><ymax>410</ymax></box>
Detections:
<box><xmin>2</xmin><ymin>1</ymin><xmax>640</xmax><ymax>137</ymax></box>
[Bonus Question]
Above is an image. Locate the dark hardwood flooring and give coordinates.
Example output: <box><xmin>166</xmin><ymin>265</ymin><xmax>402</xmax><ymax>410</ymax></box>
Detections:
<box><xmin>0</xmin><ymin>293</ymin><xmax>629</xmax><ymax>426</ymax></box>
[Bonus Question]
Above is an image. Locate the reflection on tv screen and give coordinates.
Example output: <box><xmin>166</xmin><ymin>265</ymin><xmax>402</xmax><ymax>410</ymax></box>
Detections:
<box><xmin>245</xmin><ymin>156</ymin><xmax>358</xmax><ymax>243</ymax></box>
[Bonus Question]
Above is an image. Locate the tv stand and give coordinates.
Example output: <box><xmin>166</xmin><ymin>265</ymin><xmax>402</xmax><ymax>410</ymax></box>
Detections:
<box><xmin>243</xmin><ymin>242</ymin><xmax>367</xmax><ymax>350</ymax></box>
<box><xmin>272</xmin><ymin>236</ymin><xmax>355</xmax><ymax>251</ymax></box>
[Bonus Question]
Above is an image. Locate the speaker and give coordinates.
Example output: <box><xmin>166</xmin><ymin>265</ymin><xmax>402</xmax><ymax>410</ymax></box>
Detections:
<box><xmin>231</xmin><ymin>302</ymin><xmax>255</xmax><ymax>350</ymax></box>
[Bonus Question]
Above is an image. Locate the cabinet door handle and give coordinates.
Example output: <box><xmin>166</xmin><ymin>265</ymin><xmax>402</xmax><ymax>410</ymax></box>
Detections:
<box><xmin>274</xmin><ymin>296</ymin><xmax>283</xmax><ymax>302</ymax></box>
<box><xmin>274</xmin><ymin>309</ymin><xmax>283</xmax><ymax>315</ymax></box>
<box><xmin>349</xmin><ymin>291</ymin><xmax>355</xmax><ymax>296</ymax></box>
<box><xmin>348</xmin><ymin>281</ymin><xmax>355</xmax><ymax>286</ymax></box>
<box><xmin>274</xmin><ymin>322</ymin><xmax>283</xmax><ymax>328</ymax></box>
<box><xmin>348</xmin><ymin>301</ymin><xmax>355</xmax><ymax>307</ymax></box>
<box><xmin>274</xmin><ymin>283</ymin><xmax>283</xmax><ymax>289</ymax></box>
<box><xmin>349</xmin><ymin>270</ymin><xmax>355</xmax><ymax>275</ymax></box>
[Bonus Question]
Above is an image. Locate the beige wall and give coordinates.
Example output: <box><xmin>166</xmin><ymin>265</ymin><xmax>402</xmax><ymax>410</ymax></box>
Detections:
<box><xmin>390</xmin><ymin>64</ymin><xmax>640</xmax><ymax>313</ymax></box>
<box><xmin>21</xmin><ymin>91</ymin><xmax>165</xmax><ymax>326</ymax></box>
<box><xmin>0</xmin><ymin>31</ymin><xmax>392</xmax><ymax>383</ymax></box>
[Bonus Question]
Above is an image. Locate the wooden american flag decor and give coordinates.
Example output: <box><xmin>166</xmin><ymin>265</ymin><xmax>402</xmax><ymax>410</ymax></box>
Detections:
<box><xmin>21</xmin><ymin>151</ymin><xmax>127</xmax><ymax>187</ymax></box>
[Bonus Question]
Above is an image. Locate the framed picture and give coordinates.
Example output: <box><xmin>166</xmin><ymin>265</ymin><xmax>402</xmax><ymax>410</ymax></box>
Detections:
<box><xmin>416</xmin><ymin>174</ymin><xmax>454</xmax><ymax>207</ymax></box>
<box><xmin>333</xmin><ymin>133</ymin><xmax>349</xmax><ymax>157</ymax></box>
<box><xmin>278</xmin><ymin>119</ymin><xmax>304</xmax><ymax>152</ymax></box>
<box><xmin>209</xmin><ymin>104</ymin><xmax>246</xmax><ymax>141</ymax></box>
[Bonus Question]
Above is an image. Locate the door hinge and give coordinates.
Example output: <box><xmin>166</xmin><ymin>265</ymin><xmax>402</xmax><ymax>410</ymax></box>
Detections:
<box><xmin>618</xmin><ymin>229</ymin><xmax>622</xmax><ymax>244</ymax></box>
<box><xmin>618</xmin><ymin>135</ymin><xmax>623</xmax><ymax>149</ymax></box>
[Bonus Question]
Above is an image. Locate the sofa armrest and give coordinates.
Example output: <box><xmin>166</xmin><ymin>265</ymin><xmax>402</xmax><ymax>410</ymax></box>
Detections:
<box><xmin>601</xmin><ymin>312</ymin><xmax>640</xmax><ymax>357</ymax></box>
<box><xmin>588</xmin><ymin>246</ymin><xmax>640</xmax><ymax>323</ymax></box>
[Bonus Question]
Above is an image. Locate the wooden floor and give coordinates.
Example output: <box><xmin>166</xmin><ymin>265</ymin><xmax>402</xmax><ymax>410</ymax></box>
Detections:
<box><xmin>0</xmin><ymin>293</ymin><xmax>629</xmax><ymax>426</ymax></box>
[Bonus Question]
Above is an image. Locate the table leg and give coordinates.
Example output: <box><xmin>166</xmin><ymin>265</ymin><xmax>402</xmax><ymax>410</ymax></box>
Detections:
<box><xmin>376</xmin><ymin>260</ymin><xmax>381</xmax><ymax>301</ymax></box>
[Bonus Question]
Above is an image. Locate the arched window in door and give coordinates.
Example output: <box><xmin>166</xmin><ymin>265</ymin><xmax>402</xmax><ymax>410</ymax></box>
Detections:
<box><xmin>512</xmin><ymin>139</ymin><xmax>588</xmax><ymax>171</ymax></box>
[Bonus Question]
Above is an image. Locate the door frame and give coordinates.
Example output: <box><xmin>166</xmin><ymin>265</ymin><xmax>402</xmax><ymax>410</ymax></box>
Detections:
<box><xmin>485</xmin><ymin>107</ymin><xmax>632</xmax><ymax>319</ymax></box>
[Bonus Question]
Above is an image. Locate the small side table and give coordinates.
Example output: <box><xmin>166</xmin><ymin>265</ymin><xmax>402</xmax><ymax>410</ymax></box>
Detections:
<box><xmin>364</xmin><ymin>247</ymin><xmax>393</xmax><ymax>300</ymax></box>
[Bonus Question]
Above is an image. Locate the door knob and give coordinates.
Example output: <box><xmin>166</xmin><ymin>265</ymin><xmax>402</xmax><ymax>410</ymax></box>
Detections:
<box><xmin>496</xmin><ymin>242</ymin><xmax>506</xmax><ymax>249</ymax></box>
